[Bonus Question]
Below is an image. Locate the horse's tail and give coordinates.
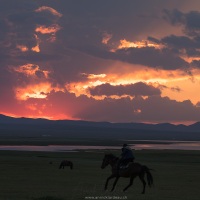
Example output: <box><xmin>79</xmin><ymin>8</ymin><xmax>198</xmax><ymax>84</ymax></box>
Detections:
<box><xmin>143</xmin><ymin>165</ymin><xmax>153</xmax><ymax>187</ymax></box>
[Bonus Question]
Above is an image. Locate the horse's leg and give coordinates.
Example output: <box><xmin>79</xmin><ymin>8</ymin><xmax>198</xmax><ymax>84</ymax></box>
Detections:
<box><xmin>104</xmin><ymin>174</ymin><xmax>116</xmax><ymax>190</ymax></box>
<box><xmin>111</xmin><ymin>176</ymin><xmax>120</xmax><ymax>192</ymax></box>
<box><xmin>123</xmin><ymin>176</ymin><xmax>135</xmax><ymax>192</ymax></box>
<box><xmin>139</xmin><ymin>173</ymin><xmax>146</xmax><ymax>194</ymax></box>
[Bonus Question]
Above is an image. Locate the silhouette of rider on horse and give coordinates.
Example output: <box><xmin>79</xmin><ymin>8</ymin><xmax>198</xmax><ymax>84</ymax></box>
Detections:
<box><xmin>118</xmin><ymin>144</ymin><xmax>135</xmax><ymax>169</ymax></box>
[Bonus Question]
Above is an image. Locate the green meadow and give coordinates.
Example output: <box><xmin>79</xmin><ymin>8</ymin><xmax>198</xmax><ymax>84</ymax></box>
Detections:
<box><xmin>0</xmin><ymin>149</ymin><xmax>199</xmax><ymax>200</ymax></box>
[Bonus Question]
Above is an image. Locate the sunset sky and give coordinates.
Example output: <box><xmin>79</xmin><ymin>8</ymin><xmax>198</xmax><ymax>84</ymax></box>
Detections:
<box><xmin>1</xmin><ymin>0</ymin><xmax>200</xmax><ymax>124</ymax></box>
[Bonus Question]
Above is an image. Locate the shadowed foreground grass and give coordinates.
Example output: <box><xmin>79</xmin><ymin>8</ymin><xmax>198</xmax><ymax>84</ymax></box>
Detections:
<box><xmin>0</xmin><ymin>149</ymin><xmax>199</xmax><ymax>200</ymax></box>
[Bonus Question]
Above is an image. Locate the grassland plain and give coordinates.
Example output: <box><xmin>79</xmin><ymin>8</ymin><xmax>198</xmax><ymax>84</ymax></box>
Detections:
<box><xmin>0</xmin><ymin>149</ymin><xmax>199</xmax><ymax>200</ymax></box>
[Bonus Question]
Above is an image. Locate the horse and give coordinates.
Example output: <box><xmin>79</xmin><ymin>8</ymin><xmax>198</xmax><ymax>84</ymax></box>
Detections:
<box><xmin>101</xmin><ymin>154</ymin><xmax>153</xmax><ymax>193</ymax></box>
<box><xmin>59</xmin><ymin>160</ymin><xmax>73</xmax><ymax>169</ymax></box>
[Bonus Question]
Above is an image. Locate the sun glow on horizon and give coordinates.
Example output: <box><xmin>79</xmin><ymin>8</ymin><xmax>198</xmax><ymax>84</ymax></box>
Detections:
<box><xmin>0</xmin><ymin>112</ymin><xmax>76</xmax><ymax>121</ymax></box>
<box><xmin>0</xmin><ymin>111</ymin><xmax>197</xmax><ymax>125</ymax></box>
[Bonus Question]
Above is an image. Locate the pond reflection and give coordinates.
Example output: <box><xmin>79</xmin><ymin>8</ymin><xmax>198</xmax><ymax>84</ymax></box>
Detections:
<box><xmin>131</xmin><ymin>141</ymin><xmax>200</xmax><ymax>150</ymax></box>
<box><xmin>0</xmin><ymin>141</ymin><xmax>200</xmax><ymax>152</ymax></box>
<box><xmin>0</xmin><ymin>145</ymin><xmax>119</xmax><ymax>152</ymax></box>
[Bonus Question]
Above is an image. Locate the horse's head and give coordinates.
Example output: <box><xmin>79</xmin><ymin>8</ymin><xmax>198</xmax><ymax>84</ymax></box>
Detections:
<box><xmin>101</xmin><ymin>154</ymin><xmax>118</xmax><ymax>169</ymax></box>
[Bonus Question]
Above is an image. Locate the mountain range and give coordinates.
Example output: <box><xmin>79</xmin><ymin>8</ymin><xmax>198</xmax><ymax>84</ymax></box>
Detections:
<box><xmin>0</xmin><ymin>114</ymin><xmax>200</xmax><ymax>141</ymax></box>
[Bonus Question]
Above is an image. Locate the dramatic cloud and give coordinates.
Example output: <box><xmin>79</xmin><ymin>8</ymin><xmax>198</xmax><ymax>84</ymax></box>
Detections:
<box><xmin>88</xmin><ymin>82</ymin><xmax>161</xmax><ymax>97</ymax></box>
<box><xmin>1</xmin><ymin>0</ymin><xmax>200</xmax><ymax>124</ymax></box>
<box><xmin>163</xmin><ymin>9</ymin><xmax>200</xmax><ymax>36</ymax></box>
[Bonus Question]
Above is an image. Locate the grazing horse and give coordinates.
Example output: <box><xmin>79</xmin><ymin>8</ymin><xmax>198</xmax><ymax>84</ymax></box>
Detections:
<box><xmin>59</xmin><ymin>160</ymin><xmax>73</xmax><ymax>169</ymax></box>
<box><xmin>101</xmin><ymin>154</ymin><xmax>153</xmax><ymax>193</ymax></box>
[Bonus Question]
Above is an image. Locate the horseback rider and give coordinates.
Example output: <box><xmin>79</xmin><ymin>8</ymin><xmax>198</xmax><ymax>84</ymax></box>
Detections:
<box><xmin>118</xmin><ymin>144</ymin><xmax>135</xmax><ymax>169</ymax></box>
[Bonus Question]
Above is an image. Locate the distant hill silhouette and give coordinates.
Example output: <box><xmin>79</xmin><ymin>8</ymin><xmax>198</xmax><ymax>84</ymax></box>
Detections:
<box><xmin>0</xmin><ymin>114</ymin><xmax>200</xmax><ymax>141</ymax></box>
<box><xmin>1</xmin><ymin>114</ymin><xmax>200</xmax><ymax>131</ymax></box>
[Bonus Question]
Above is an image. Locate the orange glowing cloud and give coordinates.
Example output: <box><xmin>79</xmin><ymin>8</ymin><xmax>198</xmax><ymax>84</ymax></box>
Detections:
<box><xmin>111</xmin><ymin>39</ymin><xmax>164</xmax><ymax>52</ymax></box>
<box><xmin>181</xmin><ymin>55</ymin><xmax>200</xmax><ymax>63</ymax></box>
<box><xmin>65</xmin><ymin>67</ymin><xmax>198</xmax><ymax>102</ymax></box>
<box><xmin>16</xmin><ymin>45</ymin><xmax>28</xmax><ymax>52</ymax></box>
<box><xmin>16</xmin><ymin>35</ymin><xmax>40</xmax><ymax>53</ymax></box>
<box><xmin>31</xmin><ymin>34</ymin><xmax>40</xmax><ymax>52</ymax></box>
<box><xmin>15</xmin><ymin>82</ymin><xmax>64</xmax><ymax>101</ymax></box>
<box><xmin>35</xmin><ymin>6</ymin><xmax>62</xmax><ymax>18</ymax></box>
<box><xmin>81</xmin><ymin>73</ymin><xmax>107</xmax><ymax>79</ymax></box>
<box><xmin>12</xmin><ymin>63</ymin><xmax>50</xmax><ymax>78</ymax></box>
<box><xmin>16</xmin><ymin>82</ymin><xmax>51</xmax><ymax>100</ymax></box>
<box><xmin>34</xmin><ymin>7</ymin><xmax>62</xmax><ymax>44</ymax></box>
<box><xmin>32</xmin><ymin>45</ymin><xmax>40</xmax><ymax>52</ymax></box>
<box><xmin>102</xmin><ymin>32</ymin><xmax>112</xmax><ymax>44</ymax></box>
<box><xmin>65</xmin><ymin>73</ymin><xmax>108</xmax><ymax>99</ymax></box>
<box><xmin>35</xmin><ymin>24</ymin><xmax>61</xmax><ymax>35</ymax></box>
<box><xmin>12</xmin><ymin>63</ymin><xmax>64</xmax><ymax>101</ymax></box>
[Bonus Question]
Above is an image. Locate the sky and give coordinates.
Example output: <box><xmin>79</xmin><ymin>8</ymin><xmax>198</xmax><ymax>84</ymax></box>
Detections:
<box><xmin>1</xmin><ymin>0</ymin><xmax>200</xmax><ymax>124</ymax></box>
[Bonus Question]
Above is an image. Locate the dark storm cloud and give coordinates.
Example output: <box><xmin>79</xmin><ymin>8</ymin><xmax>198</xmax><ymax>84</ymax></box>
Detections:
<box><xmin>72</xmin><ymin>95</ymin><xmax>136</xmax><ymax>123</ymax></box>
<box><xmin>0</xmin><ymin>0</ymin><xmax>62</xmax><ymax>65</ymax></box>
<box><xmin>0</xmin><ymin>1</ymin><xmax>37</xmax><ymax>46</ymax></box>
<box><xmin>163</xmin><ymin>9</ymin><xmax>200</xmax><ymax>36</ymax></box>
<box><xmin>114</xmin><ymin>47</ymin><xmax>188</xmax><ymax>70</ymax></box>
<box><xmin>0</xmin><ymin>18</ymin><xmax>9</xmax><ymax>41</ymax></box>
<box><xmin>88</xmin><ymin>82</ymin><xmax>161</xmax><ymax>97</ymax></box>
<box><xmin>149</xmin><ymin>35</ymin><xmax>200</xmax><ymax>60</ymax></box>
<box><xmin>40</xmin><ymin>0</ymin><xmax>190</xmax><ymax>71</ymax></box>
<box><xmin>191</xmin><ymin>60</ymin><xmax>200</xmax><ymax>68</ymax></box>
<box><xmin>160</xmin><ymin>35</ymin><xmax>200</xmax><ymax>58</ymax></box>
<box><xmin>0</xmin><ymin>0</ymin><xmax>192</xmax><ymax>72</ymax></box>
<box><xmin>47</xmin><ymin>0</ymin><xmax>162</xmax><ymax>41</ymax></box>
<box><xmin>161</xmin><ymin>35</ymin><xmax>197</xmax><ymax>49</ymax></box>
<box><xmin>0</xmin><ymin>0</ymin><xmax>36</xmax><ymax>11</ymax></box>
<box><xmin>132</xmin><ymin>96</ymin><xmax>200</xmax><ymax>122</ymax></box>
<box><xmin>73</xmin><ymin>44</ymin><xmax>188</xmax><ymax>70</ymax></box>
<box><xmin>71</xmin><ymin>94</ymin><xmax>200</xmax><ymax>123</ymax></box>
<box><xmin>55</xmin><ymin>5</ymin><xmax>200</xmax><ymax>71</ymax></box>
<box><xmin>18</xmin><ymin>52</ymin><xmax>63</xmax><ymax>62</ymax></box>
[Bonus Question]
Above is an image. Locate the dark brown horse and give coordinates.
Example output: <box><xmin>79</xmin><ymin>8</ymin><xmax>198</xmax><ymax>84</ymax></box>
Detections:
<box><xmin>101</xmin><ymin>154</ymin><xmax>153</xmax><ymax>193</ymax></box>
<box><xmin>59</xmin><ymin>160</ymin><xmax>73</xmax><ymax>169</ymax></box>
